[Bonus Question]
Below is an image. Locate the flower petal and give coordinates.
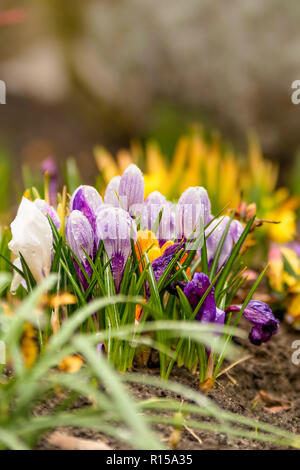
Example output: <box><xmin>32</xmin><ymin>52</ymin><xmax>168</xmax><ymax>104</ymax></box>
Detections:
<box><xmin>34</xmin><ymin>199</ymin><xmax>61</xmax><ymax>231</ymax></box>
<box><xmin>205</xmin><ymin>216</ymin><xmax>244</xmax><ymax>271</ymax></box>
<box><xmin>65</xmin><ymin>210</ymin><xmax>94</xmax><ymax>289</ymax></box>
<box><xmin>96</xmin><ymin>206</ymin><xmax>137</xmax><ymax>291</ymax></box>
<box><xmin>8</xmin><ymin>197</ymin><xmax>53</xmax><ymax>283</ymax></box>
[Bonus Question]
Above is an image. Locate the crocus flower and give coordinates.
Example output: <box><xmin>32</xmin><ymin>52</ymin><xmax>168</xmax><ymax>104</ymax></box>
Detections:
<box><xmin>65</xmin><ymin>210</ymin><xmax>95</xmax><ymax>290</ymax></box>
<box><xmin>135</xmin><ymin>230</ymin><xmax>162</xmax><ymax>265</ymax></box>
<box><xmin>169</xmin><ymin>272</ymin><xmax>225</xmax><ymax>325</ymax></box>
<box><xmin>10</xmin><ymin>257</ymin><xmax>27</xmax><ymax>294</ymax></box>
<box><xmin>286</xmin><ymin>241</ymin><xmax>300</xmax><ymax>258</ymax></box>
<box><xmin>8</xmin><ymin>197</ymin><xmax>53</xmax><ymax>290</ymax></box>
<box><xmin>226</xmin><ymin>300</ymin><xmax>279</xmax><ymax>346</ymax></box>
<box><xmin>34</xmin><ymin>199</ymin><xmax>61</xmax><ymax>231</ymax></box>
<box><xmin>118</xmin><ymin>164</ymin><xmax>144</xmax><ymax>216</ymax></box>
<box><xmin>70</xmin><ymin>185</ymin><xmax>103</xmax><ymax>232</ymax></box>
<box><xmin>205</xmin><ymin>216</ymin><xmax>244</xmax><ymax>272</ymax></box>
<box><xmin>141</xmin><ymin>191</ymin><xmax>175</xmax><ymax>246</ymax></box>
<box><xmin>176</xmin><ymin>186</ymin><xmax>211</xmax><ymax>244</ymax></box>
<box><xmin>96</xmin><ymin>207</ymin><xmax>137</xmax><ymax>292</ymax></box>
<box><xmin>151</xmin><ymin>243</ymin><xmax>182</xmax><ymax>283</ymax></box>
<box><xmin>42</xmin><ymin>157</ymin><xmax>58</xmax><ymax>205</ymax></box>
<box><xmin>104</xmin><ymin>175</ymin><xmax>121</xmax><ymax>206</ymax></box>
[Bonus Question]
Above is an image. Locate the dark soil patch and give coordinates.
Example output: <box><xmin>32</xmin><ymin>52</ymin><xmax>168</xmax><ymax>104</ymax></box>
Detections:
<box><xmin>37</xmin><ymin>321</ymin><xmax>300</xmax><ymax>450</ymax></box>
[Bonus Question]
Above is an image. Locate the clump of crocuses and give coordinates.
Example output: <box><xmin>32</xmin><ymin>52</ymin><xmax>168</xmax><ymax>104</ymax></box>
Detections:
<box><xmin>7</xmin><ymin>162</ymin><xmax>279</xmax><ymax>383</ymax></box>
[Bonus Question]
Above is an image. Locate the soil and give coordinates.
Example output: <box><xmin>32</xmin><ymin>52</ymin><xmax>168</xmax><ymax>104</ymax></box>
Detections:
<box><xmin>37</xmin><ymin>319</ymin><xmax>300</xmax><ymax>450</ymax></box>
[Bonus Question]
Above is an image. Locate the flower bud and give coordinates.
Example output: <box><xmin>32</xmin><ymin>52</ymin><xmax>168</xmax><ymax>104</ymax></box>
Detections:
<box><xmin>8</xmin><ymin>197</ymin><xmax>53</xmax><ymax>288</ymax></box>
<box><xmin>96</xmin><ymin>206</ymin><xmax>137</xmax><ymax>292</ymax></box>
<box><xmin>70</xmin><ymin>185</ymin><xmax>103</xmax><ymax>232</ymax></box>
<box><xmin>65</xmin><ymin>210</ymin><xmax>95</xmax><ymax>289</ymax></box>
<box><xmin>118</xmin><ymin>164</ymin><xmax>144</xmax><ymax>216</ymax></box>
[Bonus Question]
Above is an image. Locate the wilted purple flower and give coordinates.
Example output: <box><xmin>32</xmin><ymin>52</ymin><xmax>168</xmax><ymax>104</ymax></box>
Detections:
<box><xmin>42</xmin><ymin>157</ymin><xmax>58</xmax><ymax>205</ymax></box>
<box><xmin>70</xmin><ymin>185</ymin><xmax>103</xmax><ymax>232</ymax></box>
<box><xmin>176</xmin><ymin>187</ymin><xmax>211</xmax><ymax>243</ymax></box>
<box><xmin>118</xmin><ymin>164</ymin><xmax>144</xmax><ymax>216</ymax></box>
<box><xmin>205</xmin><ymin>216</ymin><xmax>244</xmax><ymax>271</ymax></box>
<box><xmin>34</xmin><ymin>199</ymin><xmax>61</xmax><ymax>231</ymax></box>
<box><xmin>226</xmin><ymin>300</ymin><xmax>279</xmax><ymax>346</ymax></box>
<box><xmin>141</xmin><ymin>191</ymin><xmax>175</xmax><ymax>246</ymax></box>
<box><xmin>104</xmin><ymin>175</ymin><xmax>121</xmax><ymax>206</ymax></box>
<box><xmin>65</xmin><ymin>210</ymin><xmax>95</xmax><ymax>290</ymax></box>
<box><xmin>96</xmin><ymin>206</ymin><xmax>137</xmax><ymax>292</ymax></box>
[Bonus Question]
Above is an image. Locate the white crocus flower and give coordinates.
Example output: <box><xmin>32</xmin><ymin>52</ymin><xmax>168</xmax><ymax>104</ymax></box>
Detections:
<box><xmin>8</xmin><ymin>197</ymin><xmax>53</xmax><ymax>292</ymax></box>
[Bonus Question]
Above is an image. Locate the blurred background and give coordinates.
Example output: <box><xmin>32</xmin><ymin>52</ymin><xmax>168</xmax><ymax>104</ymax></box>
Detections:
<box><xmin>0</xmin><ymin>0</ymin><xmax>300</xmax><ymax>209</ymax></box>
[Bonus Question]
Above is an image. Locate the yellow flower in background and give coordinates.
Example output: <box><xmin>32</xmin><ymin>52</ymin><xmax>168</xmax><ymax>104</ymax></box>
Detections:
<box><xmin>266</xmin><ymin>209</ymin><xmax>296</xmax><ymax>244</ymax></box>
<box><xmin>94</xmin><ymin>129</ymin><xmax>299</xmax><ymax>246</ymax></box>
<box><xmin>143</xmin><ymin>141</ymin><xmax>168</xmax><ymax>197</ymax></box>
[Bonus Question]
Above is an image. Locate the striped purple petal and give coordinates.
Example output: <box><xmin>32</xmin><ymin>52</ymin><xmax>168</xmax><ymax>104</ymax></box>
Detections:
<box><xmin>96</xmin><ymin>206</ymin><xmax>137</xmax><ymax>292</ymax></box>
<box><xmin>142</xmin><ymin>191</ymin><xmax>175</xmax><ymax>246</ymax></box>
<box><xmin>176</xmin><ymin>186</ymin><xmax>211</xmax><ymax>243</ymax></box>
<box><xmin>65</xmin><ymin>210</ymin><xmax>94</xmax><ymax>290</ymax></box>
<box><xmin>118</xmin><ymin>164</ymin><xmax>144</xmax><ymax>217</ymax></box>
<box><xmin>104</xmin><ymin>175</ymin><xmax>121</xmax><ymax>207</ymax></box>
<box><xmin>183</xmin><ymin>273</ymin><xmax>217</xmax><ymax>322</ymax></box>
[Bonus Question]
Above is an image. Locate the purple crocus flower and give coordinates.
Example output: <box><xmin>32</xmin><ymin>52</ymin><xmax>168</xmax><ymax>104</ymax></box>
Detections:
<box><xmin>34</xmin><ymin>199</ymin><xmax>61</xmax><ymax>231</ymax></box>
<box><xmin>141</xmin><ymin>191</ymin><xmax>175</xmax><ymax>246</ymax></box>
<box><xmin>118</xmin><ymin>164</ymin><xmax>144</xmax><ymax>217</ymax></box>
<box><xmin>65</xmin><ymin>210</ymin><xmax>95</xmax><ymax>290</ymax></box>
<box><xmin>70</xmin><ymin>185</ymin><xmax>103</xmax><ymax>233</ymax></box>
<box><xmin>167</xmin><ymin>272</ymin><xmax>225</xmax><ymax>329</ymax></box>
<box><xmin>42</xmin><ymin>157</ymin><xmax>58</xmax><ymax>205</ymax></box>
<box><xmin>176</xmin><ymin>187</ymin><xmax>211</xmax><ymax>245</ymax></box>
<box><xmin>104</xmin><ymin>175</ymin><xmax>121</xmax><ymax>206</ymax></box>
<box><xmin>226</xmin><ymin>300</ymin><xmax>279</xmax><ymax>346</ymax></box>
<box><xmin>286</xmin><ymin>241</ymin><xmax>300</xmax><ymax>258</ymax></box>
<box><xmin>181</xmin><ymin>272</ymin><xmax>225</xmax><ymax>325</ymax></box>
<box><xmin>151</xmin><ymin>243</ymin><xmax>181</xmax><ymax>283</ymax></box>
<box><xmin>96</xmin><ymin>206</ymin><xmax>137</xmax><ymax>292</ymax></box>
<box><xmin>205</xmin><ymin>216</ymin><xmax>244</xmax><ymax>272</ymax></box>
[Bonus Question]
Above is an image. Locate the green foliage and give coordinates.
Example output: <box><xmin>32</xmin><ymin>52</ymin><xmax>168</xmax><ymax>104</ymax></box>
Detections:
<box><xmin>1</xmin><ymin>276</ymin><xmax>299</xmax><ymax>450</ymax></box>
<box><xmin>1</xmin><ymin>199</ymin><xmax>267</xmax><ymax>384</ymax></box>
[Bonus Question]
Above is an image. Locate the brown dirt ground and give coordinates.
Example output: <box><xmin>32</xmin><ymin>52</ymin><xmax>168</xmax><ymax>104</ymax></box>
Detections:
<box><xmin>37</xmin><ymin>320</ymin><xmax>300</xmax><ymax>450</ymax></box>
